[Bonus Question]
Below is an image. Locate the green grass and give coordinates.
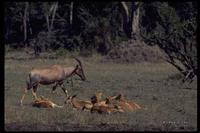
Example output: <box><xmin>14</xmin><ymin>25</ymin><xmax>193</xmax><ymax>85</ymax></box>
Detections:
<box><xmin>4</xmin><ymin>51</ymin><xmax>197</xmax><ymax>131</ymax></box>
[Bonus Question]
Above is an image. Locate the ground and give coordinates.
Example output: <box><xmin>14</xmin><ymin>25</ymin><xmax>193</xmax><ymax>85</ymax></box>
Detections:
<box><xmin>4</xmin><ymin>51</ymin><xmax>197</xmax><ymax>131</ymax></box>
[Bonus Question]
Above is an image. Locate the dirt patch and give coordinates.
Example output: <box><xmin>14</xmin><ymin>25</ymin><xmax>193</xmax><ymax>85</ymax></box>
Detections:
<box><xmin>5</xmin><ymin>122</ymin><xmax>195</xmax><ymax>131</ymax></box>
<box><xmin>102</xmin><ymin>40</ymin><xmax>166</xmax><ymax>63</ymax></box>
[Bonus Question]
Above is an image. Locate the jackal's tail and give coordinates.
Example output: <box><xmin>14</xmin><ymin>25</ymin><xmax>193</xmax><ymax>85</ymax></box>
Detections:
<box><xmin>53</xmin><ymin>104</ymin><xmax>64</xmax><ymax>108</ymax></box>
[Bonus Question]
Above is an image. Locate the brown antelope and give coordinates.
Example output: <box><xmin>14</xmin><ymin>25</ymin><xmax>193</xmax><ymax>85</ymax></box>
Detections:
<box><xmin>32</xmin><ymin>96</ymin><xmax>63</xmax><ymax>108</ymax></box>
<box><xmin>66</xmin><ymin>95</ymin><xmax>93</xmax><ymax>111</ymax></box>
<box><xmin>20</xmin><ymin>58</ymin><xmax>86</xmax><ymax>106</ymax></box>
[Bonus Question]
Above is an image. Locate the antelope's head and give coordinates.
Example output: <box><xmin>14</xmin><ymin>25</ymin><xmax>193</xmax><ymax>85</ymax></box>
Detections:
<box><xmin>74</xmin><ymin>58</ymin><xmax>86</xmax><ymax>81</ymax></box>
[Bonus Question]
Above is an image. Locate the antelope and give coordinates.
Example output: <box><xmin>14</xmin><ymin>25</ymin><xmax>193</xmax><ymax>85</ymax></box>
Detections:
<box><xmin>20</xmin><ymin>58</ymin><xmax>86</xmax><ymax>106</ymax></box>
<box><xmin>32</xmin><ymin>96</ymin><xmax>63</xmax><ymax>108</ymax></box>
<box><xmin>66</xmin><ymin>95</ymin><xmax>93</xmax><ymax>111</ymax></box>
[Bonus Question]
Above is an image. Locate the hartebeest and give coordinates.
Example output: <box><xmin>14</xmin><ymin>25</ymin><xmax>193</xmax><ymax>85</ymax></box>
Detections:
<box><xmin>20</xmin><ymin>58</ymin><xmax>86</xmax><ymax>106</ymax></box>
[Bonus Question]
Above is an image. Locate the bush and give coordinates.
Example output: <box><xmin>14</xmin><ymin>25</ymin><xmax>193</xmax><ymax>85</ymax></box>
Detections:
<box><xmin>103</xmin><ymin>39</ymin><xmax>165</xmax><ymax>63</ymax></box>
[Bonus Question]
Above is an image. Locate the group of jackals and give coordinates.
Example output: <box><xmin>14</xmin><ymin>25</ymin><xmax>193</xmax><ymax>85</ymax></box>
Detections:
<box><xmin>32</xmin><ymin>92</ymin><xmax>141</xmax><ymax>114</ymax></box>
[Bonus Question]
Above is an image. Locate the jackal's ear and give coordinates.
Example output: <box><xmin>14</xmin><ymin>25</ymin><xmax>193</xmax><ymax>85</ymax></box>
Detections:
<box><xmin>116</xmin><ymin>94</ymin><xmax>122</xmax><ymax>100</ymax></box>
<box><xmin>72</xmin><ymin>95</ymin><xmax>77</xmax><ymax>98</ymax></box>
<box><xmin>40</xmin><ymin>95</ymin><xmax>45</xmax><ymax>99</ymax></box>
<box><xmin>105</xmin><ymin>98</ymin><xmax>110</xmax><ymax>104</ymax></box>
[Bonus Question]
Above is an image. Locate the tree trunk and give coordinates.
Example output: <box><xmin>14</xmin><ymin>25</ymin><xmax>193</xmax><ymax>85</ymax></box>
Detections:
<box><xmin>5</xmin><ymin>17</ymin><xmax>10</xmax><ymax>41</ymax></box>
<box><xmin>46</xmin><ymin>14</ymin><xmax>50</xmax><ymax>36</ymax></box>
<box><xmin>70</xmin><ymin>2</ymin><xmax>74</xmax><ymax>25</ymax></box>
<box><xmin>120</xmin><ymin>1</ymin><xmax>140</xmax><ymax>39</ymax></box>
<box><xmin>23</xmin><ymin>2</ymin><xmax>28</xmax><ymax>46</ymax></box>
<box><xmin>45</xmin><ymin>2</ymin><xmax>58</xmax><ymax>37</ymax></box>
<box><xmin>27</xmin><ymin>7</ymin><xmax>32</xmax><ymax>36</ymax></box>
<box><xmin>130</xmin><ymin>2</ymin><xmax>140</xmax><ymax>39</ymax></box>
<box><xmin>50</xmin><ymin>2</ymin><xmax>58</xmax><ymax>30</ymax></box>
<box><xmin>120</xmin><ymin>2</ymin><xmax>129</xmax><ymax>36</ymax></box>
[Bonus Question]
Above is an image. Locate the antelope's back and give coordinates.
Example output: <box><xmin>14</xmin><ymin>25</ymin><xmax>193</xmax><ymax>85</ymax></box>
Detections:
<box><xmin>30</xmin><ymin>65</ymin><xmax>66</xmax><ymax>82</ymax></box>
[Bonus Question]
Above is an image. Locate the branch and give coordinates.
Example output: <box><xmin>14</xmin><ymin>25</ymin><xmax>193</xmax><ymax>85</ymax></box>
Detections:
<box><xmin>165</xmin><ymin>58</ymin><xmax>185</xmax><ymax>76</ymax></box>
<box><xmin>55</xmin><ymin>14</ymin><xmax>67</xmax><ymax>22</ymax></box>
<box><xmin>120</xmin><ymin>1</ymin><xmax>129</xmax><ymax>22</ymax></box>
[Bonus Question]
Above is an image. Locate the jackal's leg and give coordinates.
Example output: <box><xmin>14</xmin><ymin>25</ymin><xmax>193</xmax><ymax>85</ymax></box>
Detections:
<box><xmin>32</xmin><ymin>85</ymin><xmax>38</xmax><ymax>100</ymax></box>
<box><xmin>70</xmin><ymin>77</ymin><xmax>73</xmax><ymax>88</ymax></box>
<box><xmin>61</xmin><ymin>84</ymin><xmax>68</xmax><ymax>98</ymax></box>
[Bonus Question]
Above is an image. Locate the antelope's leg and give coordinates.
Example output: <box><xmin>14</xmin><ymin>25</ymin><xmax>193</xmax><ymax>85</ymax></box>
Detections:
<box><xmin>59</xmin><ymin>82</ymin><xmax>68</xmax><ymax>98</ymax></box>
<box><xmin>32</xmin><ymin>85</ymin><xmax>38</xmax><ymax>100</ymax></box>
<box><xmin>20</xmin><ymin>88</ymin><xmax>28</xmax><ymax>106</ymax></box>
<box><xmin>52</xmin><ymin>82</ymin><xmax>58</xmax><ymax>93</ymax></box>
<box><xmin>20</xmin><ymin>80</ymin><xmax>32</xmax><ymax>106</ymax></box>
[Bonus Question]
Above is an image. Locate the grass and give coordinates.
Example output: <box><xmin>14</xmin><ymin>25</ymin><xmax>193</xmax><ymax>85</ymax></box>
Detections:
<box><xmin>4</xmin><ymin>51</ymin><xmax>197</xmax><ymax>131</ymax></box>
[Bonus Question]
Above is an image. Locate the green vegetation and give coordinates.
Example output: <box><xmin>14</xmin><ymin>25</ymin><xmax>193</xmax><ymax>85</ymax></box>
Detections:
<box><xmin>4</xmin><ymin>1</ymin><xmax>197</xmax><ymax>131</ymax></box>
<box><xmin>4</xmin><ymin>2</ymin><xmax>197</xmax><ymax>82</ymax></box>
<box><xmin>5</xmin><ymin>52</ymin><xmax>197</xmax><ymax>131</ymax></box>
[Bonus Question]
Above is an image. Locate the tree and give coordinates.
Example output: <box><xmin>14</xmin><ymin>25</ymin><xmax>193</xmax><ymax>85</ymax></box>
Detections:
<box><xmin>120</xmin><ymin>1</ymin><xmax>141</xmax><ymax>39</ymax></box>
<box><xmin>23</xmin><ymin>2</ymin><xmax>28</xmax><ymax>46</ymax></box>
<box><xmin>42</xmin><ymin>2</ymin><xmax>58</xmax><ymax>36</ymax></box>
<box><xmin>70</xmin><ymin>2</ymin><xmax>73</xmax><ymax>25</ymax></box>
<box><xmin>140</xmin><ymin>2</ymin><xmax>197</xmax><ymax>83</ymax></box>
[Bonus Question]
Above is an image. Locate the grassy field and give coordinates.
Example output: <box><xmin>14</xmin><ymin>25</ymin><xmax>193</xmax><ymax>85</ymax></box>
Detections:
<box><xmin>4</xmin><ymin>51</ymin><xmax>197</xmax><ymax>131</ymax></box>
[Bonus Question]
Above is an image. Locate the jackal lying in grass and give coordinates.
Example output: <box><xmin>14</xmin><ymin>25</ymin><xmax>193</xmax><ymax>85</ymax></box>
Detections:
<box><xmin>66</xmin><ymin>95</ymin><xmax>93</xmax><ymax>111</ymax></box>
<box><xmin>106</xmin><ymin>94</ymin><xmax>141</xmax><ymax>112</ymax></box>
<box><xmin>91</xmin><ymin>92</ymin><xmax>108</xmax><ymax>106</ymax></box>
<box><xmin>90</xmin><ymin>104</ymin><xmax>124</xmax><ymax>114</ymax></box>
<box><xmin>90</xmin><ymin>92</ymin><xmax>124</xmax><ymax>114</ymax></box>
<box><xmin>32</xmin><ymin>96</ymin><xmax>63</xmax><ymax>108</ymax></box>
<box><xmin>65</xmin><ymin>93</ymin><xmax>141</xmax><ymax>114</ymax></box>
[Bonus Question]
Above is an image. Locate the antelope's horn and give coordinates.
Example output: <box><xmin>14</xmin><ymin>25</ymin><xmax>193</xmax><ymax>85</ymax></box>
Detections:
<box><xmin>74</xmin><ymin>57</ymin><xmax>82</xmax><ymax>68</ymax></box>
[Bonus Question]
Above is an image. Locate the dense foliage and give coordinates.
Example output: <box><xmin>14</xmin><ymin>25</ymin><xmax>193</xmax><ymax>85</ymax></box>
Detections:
<box><xmin>4</xmin><ymin>2</ymin><xmax>127</xmax><ymax>54</ymax></box>
<box><xmin>140</xmin><ymin>2</ymin><xmax>197</xmax><ymax>82</ymax></box>
<box><xmin>4</xmin><ymin>2</ymin><xmax>197</xmax><ymax>82</ymax></box>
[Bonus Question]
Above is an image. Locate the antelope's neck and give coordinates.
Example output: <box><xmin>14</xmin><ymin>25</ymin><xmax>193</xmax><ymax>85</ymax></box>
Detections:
<box><xmin>64</xmin><ymin>67</ymin><xmax>76</xmax><ymax>78</ymax></box>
